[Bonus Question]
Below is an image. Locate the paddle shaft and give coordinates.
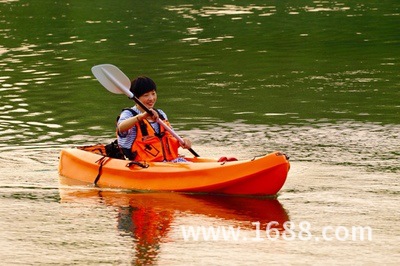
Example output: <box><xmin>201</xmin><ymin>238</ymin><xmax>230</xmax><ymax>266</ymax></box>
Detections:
<box><xmin>98</xmin><ymin>65</ymin><xmax>200</xmax><ymax>157</ymax></box>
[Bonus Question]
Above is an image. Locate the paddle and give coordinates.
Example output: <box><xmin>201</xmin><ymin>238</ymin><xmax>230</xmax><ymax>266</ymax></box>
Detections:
<box><xmin>91</xmin><ymin>64</ymin><xmax>200</xmax><ymax>157</ymax></box>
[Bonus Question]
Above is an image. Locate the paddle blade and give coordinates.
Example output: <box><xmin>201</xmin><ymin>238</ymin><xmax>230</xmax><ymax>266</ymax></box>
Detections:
<box><xmin>91</xmin><ymin>64</ymin><xmax>132</xmax><ymax>97</ymax></box>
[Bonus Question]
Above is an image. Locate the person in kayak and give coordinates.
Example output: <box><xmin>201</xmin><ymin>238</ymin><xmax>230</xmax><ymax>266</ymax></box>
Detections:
<box><xmin>116</xmin><ymin>76</ymin><xmax>192</xmax><ymax>162</ymax></box>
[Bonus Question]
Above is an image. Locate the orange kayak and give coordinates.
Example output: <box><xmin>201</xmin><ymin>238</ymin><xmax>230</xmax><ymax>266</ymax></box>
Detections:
<box><xmin>58</xmin><ymin>145</ymin><xmax>290</xmax><ymax>197</ymax></box>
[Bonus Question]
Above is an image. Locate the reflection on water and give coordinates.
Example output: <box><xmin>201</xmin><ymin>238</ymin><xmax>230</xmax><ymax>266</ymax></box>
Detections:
<box><xmin>182</xmin><ymin>121</ymin><xmax>399</xmax><ymax>173</ymax></box>
<box><xmin>59</xmin><ymin>189</ymin><xmax>289</xmax><ymax>265</ymax></box>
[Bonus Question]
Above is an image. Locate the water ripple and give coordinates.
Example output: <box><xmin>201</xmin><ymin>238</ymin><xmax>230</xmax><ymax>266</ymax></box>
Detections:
<box><xmin>180</xmin><ymin>120</ymin><xmax>400</xmax><ymax>173</ymax></box>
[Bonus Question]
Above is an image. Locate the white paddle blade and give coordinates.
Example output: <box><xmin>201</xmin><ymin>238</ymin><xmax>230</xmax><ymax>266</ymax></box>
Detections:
<box><xmin>91</xmin><ymin>64</ymin><xmax>133</xmax><ymax>97</ymax></box>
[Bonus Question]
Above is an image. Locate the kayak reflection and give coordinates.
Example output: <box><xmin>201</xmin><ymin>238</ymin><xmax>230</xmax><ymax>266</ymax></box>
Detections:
<box><xmin>59</xmin><ymin>189</ymin><xmax>289</xmax><ymax>264</ymax></box>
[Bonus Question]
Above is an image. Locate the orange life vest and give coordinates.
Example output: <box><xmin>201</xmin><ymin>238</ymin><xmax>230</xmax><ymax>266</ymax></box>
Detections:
<box><xmin>124</xmin><ymin>113</ymin><xmax>180</xmax><ymax>162</ymax></box>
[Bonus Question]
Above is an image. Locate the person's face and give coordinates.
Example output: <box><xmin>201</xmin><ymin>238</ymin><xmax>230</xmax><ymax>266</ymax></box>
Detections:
<box><xmin>138</xmin><ymin>90</ymin><xmax>157</xmax><ymax>109</ymax></box>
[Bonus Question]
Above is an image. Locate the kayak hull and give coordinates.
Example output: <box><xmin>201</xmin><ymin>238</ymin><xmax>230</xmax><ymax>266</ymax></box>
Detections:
<box><xmin>58</xmin><ymin>146</ymin><xmax>290</xmax><ymax>196</ymax></box>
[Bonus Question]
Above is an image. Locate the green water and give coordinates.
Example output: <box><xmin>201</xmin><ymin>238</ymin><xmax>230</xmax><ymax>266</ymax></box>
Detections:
<box><xmin>0</xmin><ymin>0</ymin><xmax>399</xmax><ymax>265</ymax></box>
<box><xmin>1</xmin><ymin>0</ymin><xmax>399</xmax><ymax>134</ymax></box>
<box><xmin>1</xmin><ymin>0</ymin><xmax>398</xmax><ymax>169</ymax></box>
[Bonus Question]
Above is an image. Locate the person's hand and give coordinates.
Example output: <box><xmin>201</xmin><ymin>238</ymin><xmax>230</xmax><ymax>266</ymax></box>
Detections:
<box><xmin>180</xmin><ymin>138</ymin><xmax>192</xmax><ymax>149</ymax></box>
<box><xmin>141</xmin><ymin>109</ymin><xmax>159</xmax><ymax>121</ymax></box>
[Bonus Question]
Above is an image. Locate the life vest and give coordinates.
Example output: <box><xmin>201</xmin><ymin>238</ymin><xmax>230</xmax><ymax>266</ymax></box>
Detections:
<box><xmin>117</xmin><ymin>108</ymin><xmax>181</xmax><ymax>162</ymax></box>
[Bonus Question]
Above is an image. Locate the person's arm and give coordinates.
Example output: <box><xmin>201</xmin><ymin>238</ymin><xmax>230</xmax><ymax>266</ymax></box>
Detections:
<box><xmin>118</xmin><ymin>113</ymin><xmax>145</xmax><ymax>133</ymax></box>
<box><xmin>118</xmin><ymin>109</ymin><xmax>159</xmax><ymax>133</ymax></box>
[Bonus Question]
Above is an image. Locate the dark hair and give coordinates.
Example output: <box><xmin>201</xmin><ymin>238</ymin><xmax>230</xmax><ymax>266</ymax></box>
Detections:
<box><xmin>130</xmin><ymin>76</ymin><xmax>157</xmax><ymax>98</ymax></box>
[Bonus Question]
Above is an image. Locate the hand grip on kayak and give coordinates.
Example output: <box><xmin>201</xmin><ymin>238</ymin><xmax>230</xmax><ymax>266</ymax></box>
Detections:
<box><xmin>91</xmin><ymin>64</ymin><xmax>200</xmax><ymax>157</ymax></box>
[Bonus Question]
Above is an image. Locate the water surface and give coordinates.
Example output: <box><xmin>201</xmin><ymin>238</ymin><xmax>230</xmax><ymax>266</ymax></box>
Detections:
<box><xmin>0</xmin><ymin>0</ymin><xmax>399</xmax><ymax>265</ymax></box>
